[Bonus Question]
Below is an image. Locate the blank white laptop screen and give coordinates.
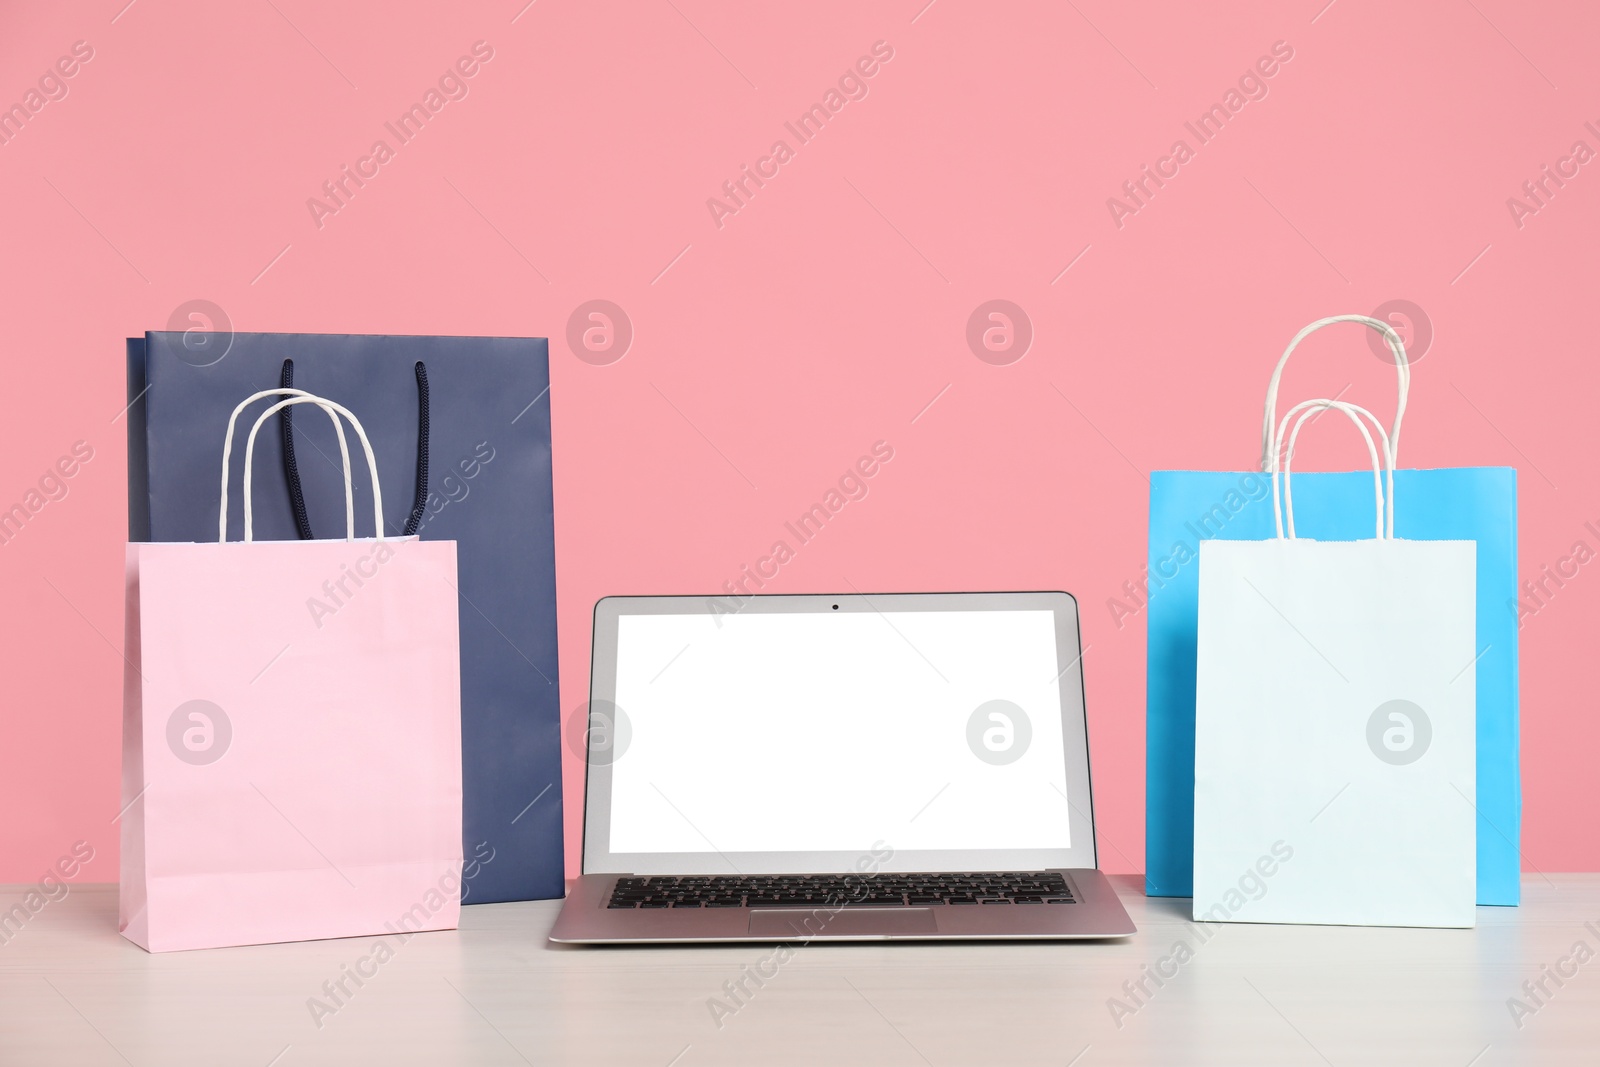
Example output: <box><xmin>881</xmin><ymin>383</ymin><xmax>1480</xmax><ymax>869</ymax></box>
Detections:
<box><xmin>608</xmin><ymin>609</ymin><xmax>1071</xmax><ymax>855</ymax></box>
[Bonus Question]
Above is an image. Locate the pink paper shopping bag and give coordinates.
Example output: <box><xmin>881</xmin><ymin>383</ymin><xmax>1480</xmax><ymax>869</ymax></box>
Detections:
<box><xmin>121</xmin><ymin>390</ymin><xmax>464</xmax><ymax>952</ymax></box>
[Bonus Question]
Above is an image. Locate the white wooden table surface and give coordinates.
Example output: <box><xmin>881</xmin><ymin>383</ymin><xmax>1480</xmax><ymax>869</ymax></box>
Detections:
<box><xmin>2</xmin><ymin>876</ymin><xmax>1597</xmax><ymax>1065</ymax></box>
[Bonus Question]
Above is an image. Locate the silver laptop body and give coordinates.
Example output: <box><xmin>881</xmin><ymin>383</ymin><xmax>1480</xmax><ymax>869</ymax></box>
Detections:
<box><xmin>549</xmin><ymin>591</ymin><xmax>1136</xmax><ymax>943</ymax></box>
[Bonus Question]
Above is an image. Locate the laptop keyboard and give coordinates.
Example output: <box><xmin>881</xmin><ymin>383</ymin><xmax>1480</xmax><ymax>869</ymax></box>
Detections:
<box><xmin>606</xmin><ymin>872</ymin><xmax>1075</xmax><ymax>909</ymax></box>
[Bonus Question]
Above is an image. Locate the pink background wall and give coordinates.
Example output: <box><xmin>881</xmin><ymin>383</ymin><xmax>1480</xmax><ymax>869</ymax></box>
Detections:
<box><xmin>1</xmin><ymin>0</ymin><xmax>1596</xmax><ymax>885</ymax></box>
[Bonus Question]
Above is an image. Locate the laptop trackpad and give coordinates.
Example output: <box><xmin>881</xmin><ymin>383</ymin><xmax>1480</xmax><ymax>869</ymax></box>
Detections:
<box><xmin>748</xmin><ymin>908</ymin><xmax>938</xmax><ymax>938</ymax></box>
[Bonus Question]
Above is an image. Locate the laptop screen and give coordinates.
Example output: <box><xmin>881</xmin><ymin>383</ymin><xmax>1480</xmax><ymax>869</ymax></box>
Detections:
<box><xmin>604</xmin><ymin>607</ymin><xmax>1074</xmax><ymax>861</ymax></box>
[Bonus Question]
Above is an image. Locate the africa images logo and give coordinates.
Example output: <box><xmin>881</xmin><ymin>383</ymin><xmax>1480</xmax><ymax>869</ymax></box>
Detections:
<box><xmin>966</xmin><ymin>700</ymin><xmax>1031</xmax><ymax>765</ymax></box>
<box><xmin>566</xmin><ymin>300</ymin><xmax>634</xmax><ymax>366</ymax></box>
<box><xmin>966</xmin><ymin>301</ymin><xmax>1033</xmax><ymax>366</ymax></box>
<box><xmin>306</xmin><ymin>41</ymin><xmax>495</xmax><ymax>229</ymax></box>
<box><xmin>1366</xmin><ymin>700</ymin><xmax>1431</xmax><ymax>766</ymax></box>
<box><xmin>1105</xmin><ymin>40</ymin><xmax>1295</xmax><ymax>229</ymax></box>
<box><xmin>166</xmin><ymin>700</ymin><xmax>232</xmax><ymax>766</ymax></box>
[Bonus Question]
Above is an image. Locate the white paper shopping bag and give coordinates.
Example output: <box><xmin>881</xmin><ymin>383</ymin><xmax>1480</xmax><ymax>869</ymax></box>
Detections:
<box><xmin>1193</xmin><ymin>398</ymin><xmax>1476</xmax><ymax>928</ymax></box>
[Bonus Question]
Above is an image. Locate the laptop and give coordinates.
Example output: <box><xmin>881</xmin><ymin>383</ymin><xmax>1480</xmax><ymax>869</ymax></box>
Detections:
<box><xmin>549</xmin><ymin>591</ymin><xmax>1136</xmax><ymax>943</ymax></box>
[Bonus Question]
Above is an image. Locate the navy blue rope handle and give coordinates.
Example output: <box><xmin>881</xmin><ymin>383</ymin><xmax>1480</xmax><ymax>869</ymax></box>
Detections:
<box><xmin>403</xmin><ymin>362</ymin><xmax>429</xmax><ymax>536</ymax></box>
<box><xmin>279</xmin><ymin>359</ymin><xmax>315</xmax><ymax>540</ymax></box>
<box><xmin>278</xmin><ymin>358</ymin><xmax>431</xmax><ymax>539</ymax></box>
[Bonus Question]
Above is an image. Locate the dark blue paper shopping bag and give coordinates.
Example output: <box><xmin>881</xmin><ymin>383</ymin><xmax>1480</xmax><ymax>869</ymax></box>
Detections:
<box><xmin>127</xmin><ymin>331</ymin><xmax>564</xmax><ymax>903</ymax></box>
<box><xmin>1144</xmin><ymin>316</ymin><xmax>1521</xmax><ymax>906</ymax></box>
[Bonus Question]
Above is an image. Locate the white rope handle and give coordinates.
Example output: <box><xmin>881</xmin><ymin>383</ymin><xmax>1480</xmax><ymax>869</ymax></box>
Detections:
<box><xmin>219</xmin><ymin>389</ymin><xmax>354</xmax><ymax>542</ymax></box>
<box><xmin>1260</xmin><ymin>315</ymin><xmax>1410</xmax><ymax>474</ymax></box>
<box><xmin>1275</xmin><ymin>400</ymin><xmax>1387</xmax><ymax>540</ymax></box>
<box><xmin>1285</xmin><ymin>400</ymin><xmax>1395</xmax><ymax>539</ymax></box>
<box><xmin>242</xmin><ymin>397</ymin><xmax>383</xmax><ymax>543</ymax></box>
<box><xmin>1271</xmin><ymin>399</ymin><xmax>1393</xmax><ymax>540</ymax></box>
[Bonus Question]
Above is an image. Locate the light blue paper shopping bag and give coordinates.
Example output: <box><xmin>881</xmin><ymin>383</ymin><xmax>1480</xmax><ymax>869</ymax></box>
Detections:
<box><xmin>1144</xmin><ymin>316</ymin><xmax>1520</xmax><ymax>905</ymax></box>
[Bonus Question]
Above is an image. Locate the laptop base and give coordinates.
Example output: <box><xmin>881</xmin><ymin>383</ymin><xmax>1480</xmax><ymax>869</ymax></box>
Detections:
<box><xmin>549</xmin><ymin>868</ymin><xmax>1135</xmax><ymax>944</ymax></box>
